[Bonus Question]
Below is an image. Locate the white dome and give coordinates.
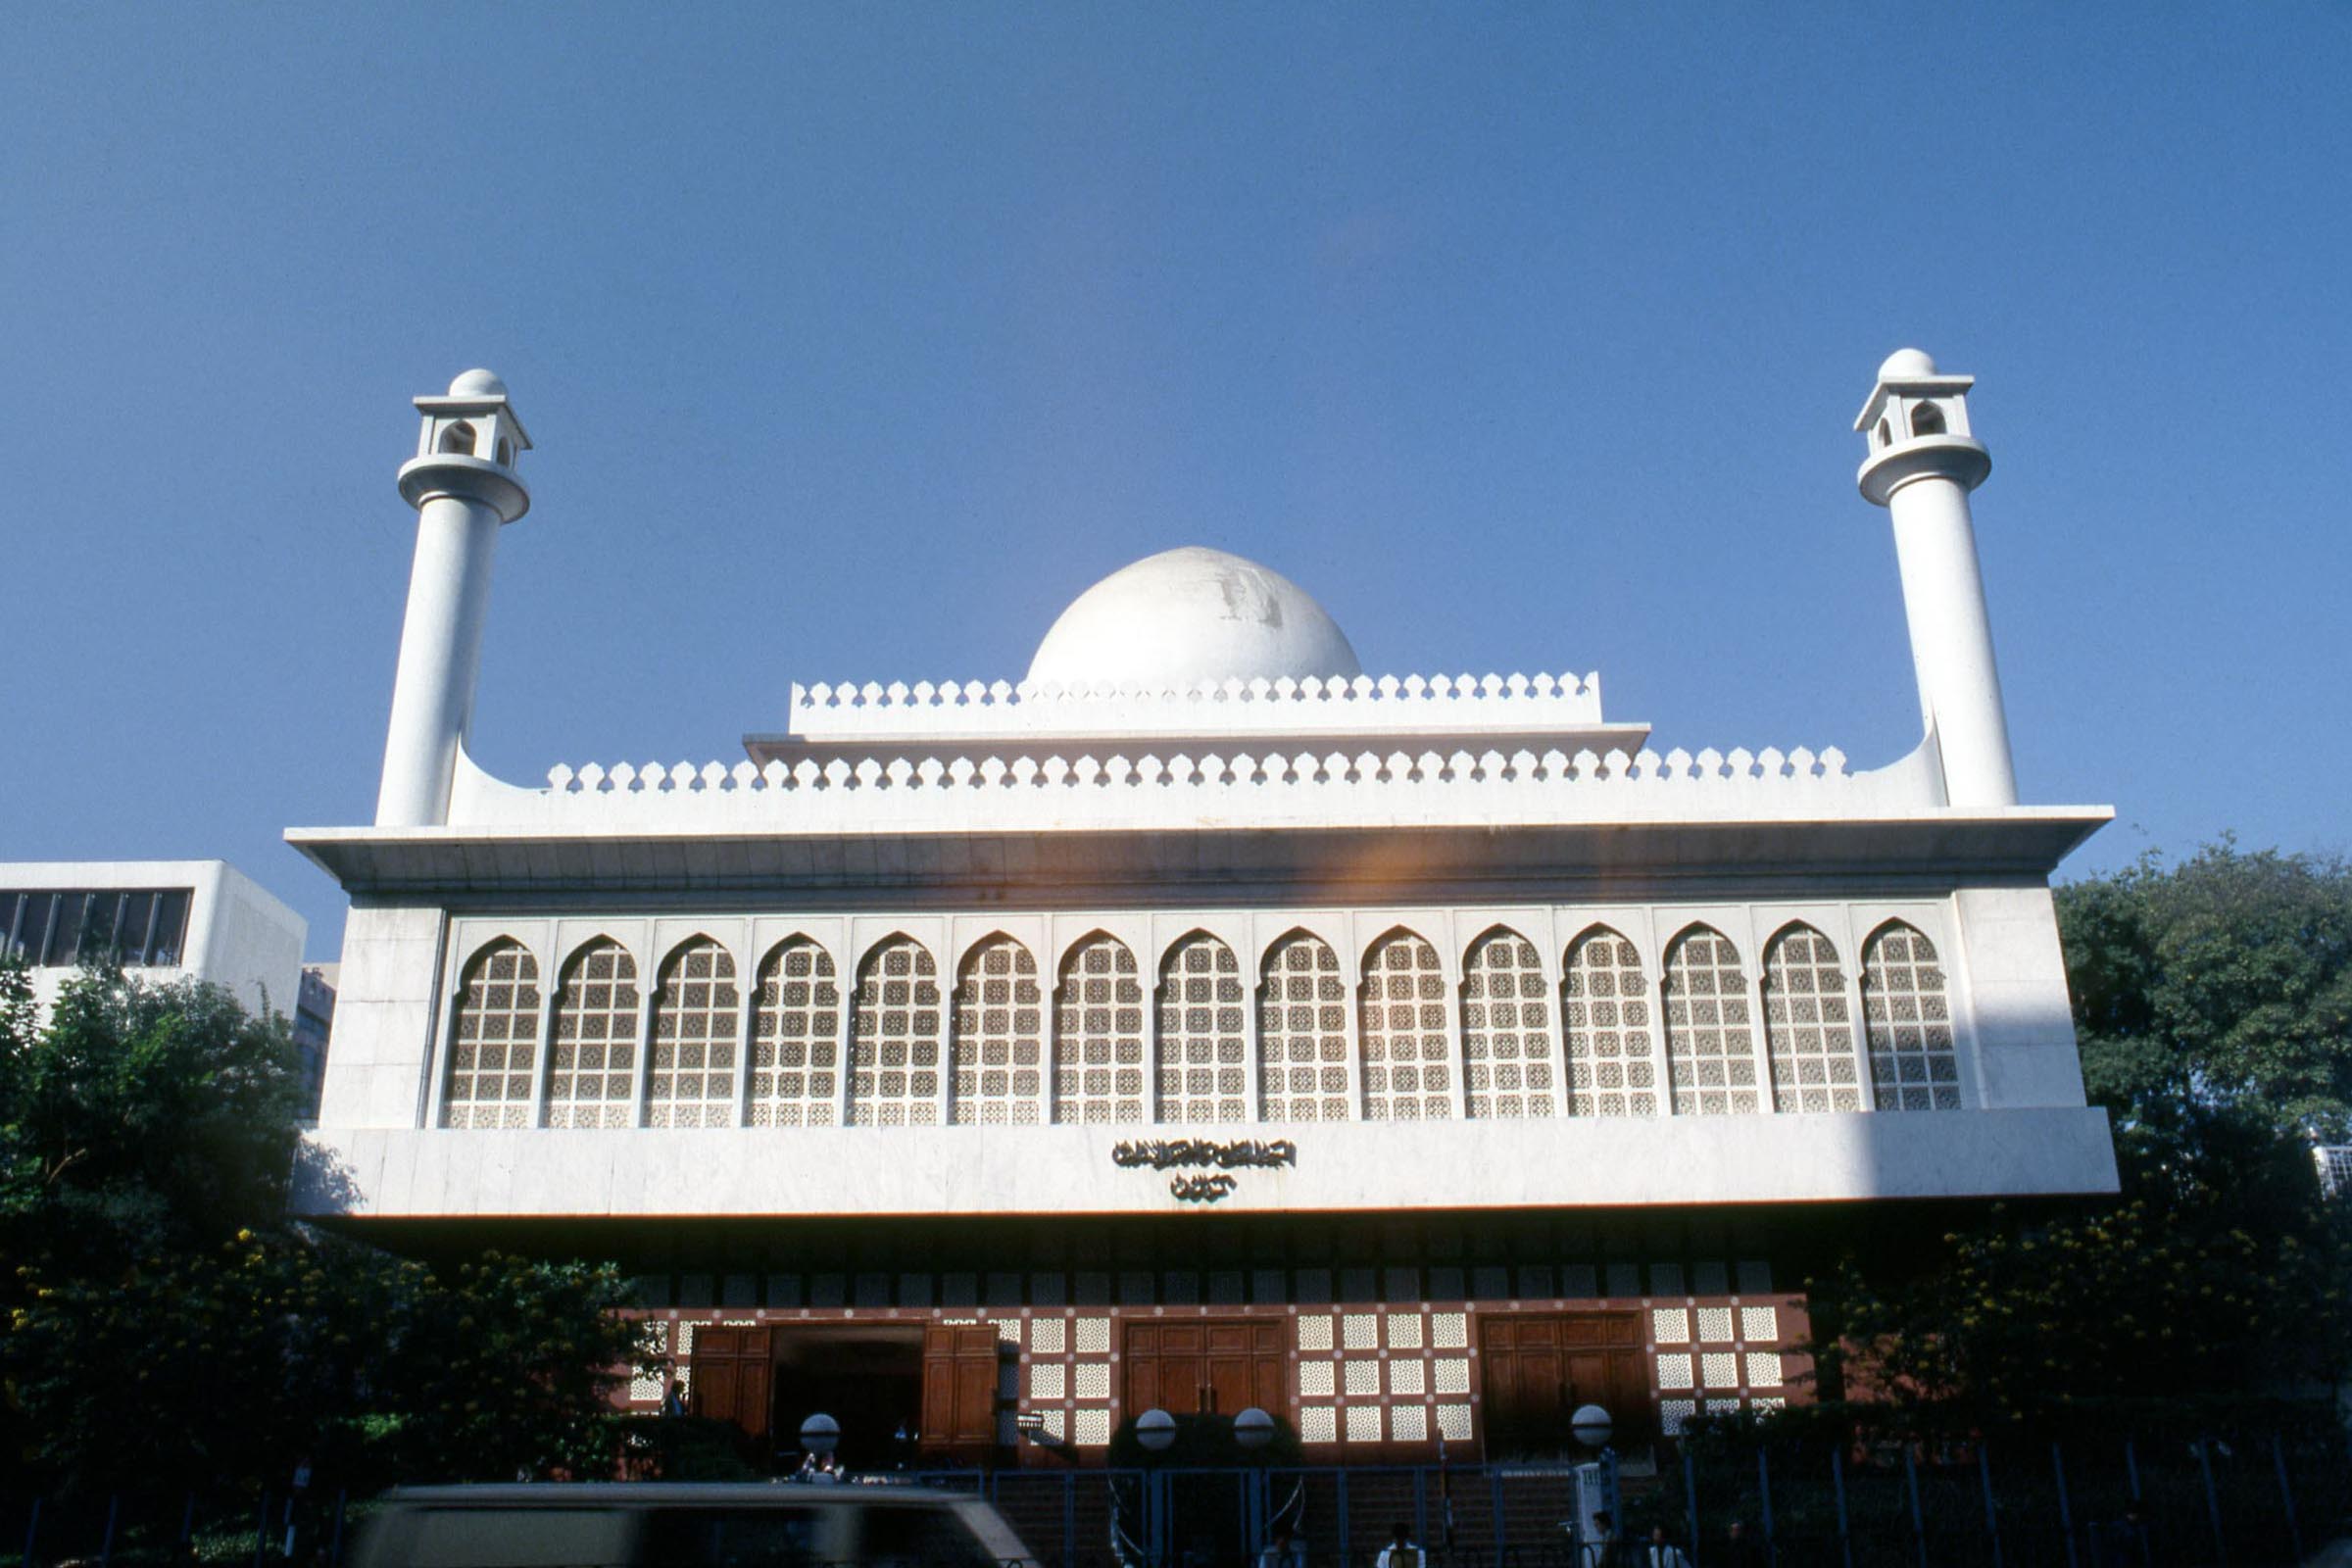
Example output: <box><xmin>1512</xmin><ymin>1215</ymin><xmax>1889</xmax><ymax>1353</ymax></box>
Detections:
<box><xmin>1027</xmin><ymin>547</ymin><xmax>1362</xmax><ymax>690</ymax></box>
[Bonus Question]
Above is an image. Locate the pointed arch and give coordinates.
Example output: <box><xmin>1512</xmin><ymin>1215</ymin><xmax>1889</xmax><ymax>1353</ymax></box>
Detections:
<box><xmin>442</xmin><ymin>938</ymin><xmax>541</xmax><ymax>1128</ymax></box>
<box><xmin>848</xmin><ymin>935</ymin><xmax>941</xmax><ymax>1126</ymax></box>
<box><xmin>1155</xmin><ymin>931</ymin><xmax>1247</xmax><ymax>1123</ymax></box>
<box><xmin>1461</xmin><ymin>926</ymin><xmax>1553</xmax><ymax>1118</ymax></box>
<box><xmin>1909</xmin><ymin>400</ymin><xmax>1947</xmax><ymax>436</ymax></box>
<box><xmin>1561</xmin><ymin>925</ymin><xmax>1654</xmax><ymax>1117</ymax></box>
<box><xmin>1662</xmin><ymin>924</ymin><xmax>1757</xmax><ymax>1116</ymax></box>
<box><xmin>1761</xmin><ymin>923</ymin><xmax>1860</xmax><ymax>1114</ymax></box>
<box><xmin>1257</xmin><ymin>929</ymin><xmax>1349</xmax><ymax>1123</ymax></box>
<box><xmin>647</xmin><ymin>936</ymin><xmax>740</xmax><ymax>1127</ymax></box>
<box><xmin>1862</xmin><ymin>920</ymin><xmax>1959</xmax><ymax>1110</ymax></box>
<box><xmin>1054</xmin><ymin>932</ymin><xmax>1147</xmax><ymax>1124</ymax></box>
<box><xmin>1358</xmin><ymin>927</ymin><xmax>1451</xmax><ymax>1120</ymax></box>
<box><xmin>749</xmin><ymin>936</ymin><xmax>840</xmax><ymax>1126</ymax></box>
<box><xmin>543</xmin><ymin>938</ymin><xmax>640</xmax><ymax>1128</ymax></box>
<box><xmin>951</xmin><ymin>934</ymin><xmax>1043</xmax><ymax>1125</ymax></box>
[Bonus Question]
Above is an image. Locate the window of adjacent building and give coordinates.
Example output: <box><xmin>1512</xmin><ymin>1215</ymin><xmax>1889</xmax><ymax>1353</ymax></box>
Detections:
<box><xmin>1762</xmin><ymin>923</ymin><xmax>1862</xmax><ymax>1113</ymax></box>
<box><xmin>1461</xmin><ymin>926</ymin><xmax>1554</xmax><ymax>1118</ymax></box>
<box><xmin>1562</xmin><ymin>927</ymin><xmax>1655</xmax><ymax>1117</ymax></box>
<box><xmin>543</xmin><ymin>940</ymin><xmax>640</xmax><ymax>1129</ymax></box>
<box><xmin>0</xmin><ymin>888</ymin><xmax>192</xmax><ymax>968</ymax></box>
<box><xmin>848</xmin><ymin>936</ymin><xmax>942</xmax><ymax>1126</ymax></box>
<box><xmin>1155</xmin><ymin>932</ymin><xmax>1247</xmax><ymax>1124</ymax></box>
<box><xmin>951</xmin><ymin>935</ymin><xmax>1043</xmax><ymax>1125</ymax></box>
<box><xmin>1053</xmin><ymin>934</ymin><xmax>1146</xmax><ymax>1125</ymax></box>
<box><xmin>1358</xmin><ymin>929</ymin><xmax>1452</xmax><ymax>1121</ymax></box>
<box><xmin>749</xmin><ymin>938</ymin><xmax>840</xmax><ymax>1126</ymax></box>
<box><xmin>1862</xmin><ymin>921</ymin><xmax>1960</xmax><ymax>1110</ymax></box>
<box><xmin>1257</xmin><ymin>931</ymin><xmax>1349</xmax><ymax>1123</ymax></box>
<box><xmin>1663</xmin><ymin>925</ymin><xmax>1758</xmax><ymax>1115</ymax></box>
<box><xmin>647</xmin><ymin>938</ymin><xmax>739</xmax><ymax>1128</ymax></box>
<box><xmin>441</xmin><ymin>940</ymin><xmax>541</xmax><ymax>1129</ymax></box>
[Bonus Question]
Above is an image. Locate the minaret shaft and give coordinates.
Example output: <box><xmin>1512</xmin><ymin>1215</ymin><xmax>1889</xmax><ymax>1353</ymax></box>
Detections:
<box><xmin>1886</xmin><ymin>474</ymin><xmax>2017</xmax><ymax>808</ymax></box>
<box><xmin>376</xmin><ymin>493</ymin><xmax>503</xmax><ymax>826</ymax></box>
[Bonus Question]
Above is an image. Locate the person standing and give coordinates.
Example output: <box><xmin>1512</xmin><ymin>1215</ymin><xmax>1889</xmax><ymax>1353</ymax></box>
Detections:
<box><xmin>1636</xmin><ymin>1525</ymin><xmax>1692</xmax><ymax>1568</ymax></box>
<box><xmin>1375</xmin><ymin>1523</ymin><xmax>1422</xmax><ymax>1568</ymax></box>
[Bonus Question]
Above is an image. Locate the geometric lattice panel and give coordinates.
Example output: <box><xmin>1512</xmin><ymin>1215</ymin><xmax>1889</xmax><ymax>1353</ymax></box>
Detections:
<box><xmin>1562</xmin><ymin>927</ymin><xmax>1656</xmax><ymax>1117</ymax></box>
<box><xmin>1762</xmin><ymin>923</ymin><xmax>1862</xmax><ymax>1114</ymax></box>
<box><xmin>1054</xmin><ymin>935</ymin><xmax>1147</xmax><ymax>1124</ymax></box>
<box><xmin>951</xmin><ymin>936</ymin><xmax>1044</xmax><ymax>1125</ymax></box>
<box><xmin>442</xmin><ymin>940</ymin><xmax>541</xmax><ymax>1129</ymax></box>
<box><xmin>750</xmin><ymin>937</ymin><xmax>841</xmax><ymax>1126</ymax></box>
<box><xmin>848</xmin><ymin>936</ymin><xmax>942</xmax><ymax>1126</ymax></box>
<box><xmin>1662</xmin><ymin>925</ymin><xmax>1758</xmax><ymax>1116</ymax></box>
<box><xmin>544</xmin><ymin>940</ymin><xmax>639</xmax><ymax>1129</ymax></box>
<box><xmin>1359</xmin><ymin>929</ymin><xmax>1452</xmax><ymax>1120</ymax></box>
<box><xmin>1863</xmin><ymin>921</ymin><xmax>1961</xmax><ymax>1111</ymax></box>
<box><xmin>648</xmin><ymin>938</ymin><xmax>739</xmax><ymax>1128</ymax></box>
<box><xmin>1155</xmin><ymin>933</ymin><xmax>1248</xmax><ymax>1123</ymax></box>
<box><xmin>1257</xmin><ymin>932</ymin><xmax>1351</xmax><ymax>1122</ymax></box>
<box><xmin>1461</xmin><ymin>926</ymin><xmax>1554</xmax><ymax>1118</ymax></box>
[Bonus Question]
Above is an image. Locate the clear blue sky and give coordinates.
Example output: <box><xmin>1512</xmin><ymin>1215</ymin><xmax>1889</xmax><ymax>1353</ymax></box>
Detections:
<box><xmin>4</xmin><ymin>8</ymin><xmax>2347</xmax><ymax>960</ymax></box>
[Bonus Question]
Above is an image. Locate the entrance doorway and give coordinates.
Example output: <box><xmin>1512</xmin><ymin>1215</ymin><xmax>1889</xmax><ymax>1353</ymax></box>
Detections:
<box><xmin>1477</xmin><ymin>1311</ymin><xmax>1648</xmax><ymax>1461</ymax></box>
<box><xmin>1122</xmin><ymin>1319</ymin><xmax>1286</xmax><ymax>1417</ymax></box>
<box><xmin>767</xmin><ymin>1324</ymin><xmax>927</xmax><ymax>1472</ymax></box>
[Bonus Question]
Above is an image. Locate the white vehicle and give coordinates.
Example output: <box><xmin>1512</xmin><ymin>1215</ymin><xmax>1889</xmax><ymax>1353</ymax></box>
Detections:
<box><xmin>350</xmin><ymin>1483</ymin><xmax>1033</xmax><ymax>1568</ymax></box>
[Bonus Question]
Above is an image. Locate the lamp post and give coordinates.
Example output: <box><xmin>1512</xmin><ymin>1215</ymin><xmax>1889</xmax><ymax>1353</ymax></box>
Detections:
<box><xmin>1234</xmin><ymin>1407</ymin><xmax>1278</xmax><ymax>1555</ymax></box>
<box><xmin>1136</xmin><ymin>1409</ymin><xmax>1177</xmax><ymax>1568</ymax></box>
<box><xmin>1571</xmin><ymin>1403</ymin><xmax>1620</xmax><ymax>1550</ymax></box>
<box><xmin>799</xmin><ymin>1412</ymin><xmax>841</xmax><ymax>1481</ymax></box>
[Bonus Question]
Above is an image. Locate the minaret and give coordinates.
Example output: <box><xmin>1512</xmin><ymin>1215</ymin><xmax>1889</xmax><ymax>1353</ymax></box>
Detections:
<box><xmin>1856</xmin><ymin>349</ymin><xmax>2018</xmax><ymax>808</ymax></box>
<box><xmin>375</xmin><ymin>369</ymin><xmax>533</xmax><ymax>827</ymax></box>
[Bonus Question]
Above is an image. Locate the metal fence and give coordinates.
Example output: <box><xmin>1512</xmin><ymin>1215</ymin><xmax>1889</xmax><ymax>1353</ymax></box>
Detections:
<box><xmin>5</xmin><ymin>1435</ymin><xmax>2346</xmax><ymax>1568</ymax></box>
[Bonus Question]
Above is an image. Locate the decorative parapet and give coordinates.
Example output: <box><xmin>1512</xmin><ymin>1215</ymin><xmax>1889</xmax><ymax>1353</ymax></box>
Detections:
<box><xmin>436</xmin><ymin>740</ymin><xmax>1955</xmax><ymax>833</ymax></box>
<box><xmin>780</xmin><ymin>670</ymin><xmax>1609</xmax><ymax>743</ymax></box>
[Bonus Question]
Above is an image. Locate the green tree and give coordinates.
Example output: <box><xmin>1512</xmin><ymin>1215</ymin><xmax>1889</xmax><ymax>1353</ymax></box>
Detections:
<box><xmin>1807</xmin><ymin>842</ymin><xmax>2352</xmax><ymax>1422</ymax></box>
<box><xmin>0</xmin><ymin>959</ymin><xmax>652</xmax><ymax>1493</ymax></box>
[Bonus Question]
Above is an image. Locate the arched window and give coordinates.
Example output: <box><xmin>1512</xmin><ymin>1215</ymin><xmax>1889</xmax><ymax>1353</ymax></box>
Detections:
<box><xmin>494</xmin><ymin>437</ymin><xmax>514</xmax><ymax>466</ymax></box>
<box><xmin>437</xmin><ymin>420</ymin><xmax>476</xmax><ymax>456</ymax></box>
<box><xmin>1862</xmin><ymin>922</ymin><xmax>1959</xmax><ymax>1110</ymax></box>
<box><xmin>1359</xmin><ymin>929</ymin><xmax>1451</xmax><ymax>1120</ymax></box>
<box><xmin>1562</xmin><ymin>928</ymin><xmax>1654</xmax><ymax>1117</ymax></box>
<box><xmin>951</xmin><ymin>936</ymin><xmax>1043</xmax><ymax>1125</ymax></box>
<box><xmin>544</xmin><ymin>940</ymin><xmax>640</xmax><ymax>1128</ymax></box>
<box><xmin>1258</xmin><ymin>932</ymin><xmax>1349</xmax><ymax>1123</ymax></box>
<box><xmin>1662</xmin><ymin>926</ymin><xmax>1757</xmax><ymax>1116</ymax></box>
<box><xmin>1156</xmin><ymin>933</ymin><xmax>1247</xmax><ymax>1123</ymax></box>
<box><xmin>1461</xmin><ymin>928</ymin><xmax>1553</xmax><ymax>1118</ymax></box>
<box><xmin>1761</xmin><ymin>925</ymin><xmax>1861</xmax><ymax>1114</ymax></box>
<box><xmin>1910</xmin><ymin>401</ymin><xmax>1947</xmax><ymax>436</ymax></box>
<box><xmin>442</xmin><ymin>940</ymin><xmax>540</xmax><ymax>1128</ymax></box>
<box><xmin>849</xmin><ymin>937</ymin><xmax>942</xmax><ymax>1126</ymax></box>
<box><xmin>648</xmin><ymin>939</ymin><xmax>740</xmax><ymax>1128</ymax></box>
<box><xmin>1054</xmin><ymin>935</ymin><xmax>1146</xmax><ymax>1124</ymax></box>
<box><xmin>749</xmin><ymin>938</ymin><xmax>840</xmax><ymax>1126</ymax></box>
<box><xmin>1875</xmin><ymin>416</ymin><xmax>1892</xmax><ymax>448</ymax></box>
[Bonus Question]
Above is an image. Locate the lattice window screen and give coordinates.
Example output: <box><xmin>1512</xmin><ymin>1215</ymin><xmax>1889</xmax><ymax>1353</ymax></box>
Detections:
<box><xmin>952</xmin><ymin>936</ymin><xmax>1044</xmax><ymax>1125</ymax></box>
<box><xmin>1663</xmin><ymin>926</ymin><xmax>1758</xmax><ymax>1115</ymax></box>
<box><xmin>1762</xmin><ymin>924</ymin><xmax>1861</xmax><ymax>1113</ymax></box>
<box><xmin>1359</xmin><ymin>930</ymin><xmax>1452</xmax><ymax>1120</ymax></box>
<box><xmin>542</xmin><ymin>941</ymin><xmax>639</xmax><ymax>1127</ymax></box>
<box><xmin>1862</xmin><ymin>922</ymin><xmax>1960</xmax><ymax>1110</ymax></box>
<box><xmin>1054</xmin><ymin>935</ymin><xmax>1147</xmax><ymax>1124</ymax></box>
<box><xmin>647</xmin><ymin>939</ymin><xmax>739</xmax><ymax>1127</ymax></box>
<box><xmin>1461</xmin><ymin>927</ymin><xmax>1554</xmax><ymax>1118</ymax></box>
<box><xmin>1156</xmin><ymin>933</ymin><xmax>1248</xmax><ymax>1122</ymax></box>
<box><xmin>849</xmin><ymin>937</ymin><xmax>942</xmax><ymax>1126</ymax></box>
<box><xmin>750</xmin><ymin>938</ymin><xmax>840</xmax><ymax>1126</ymax></box>
<box><xmin>443</xmin><ymin>941</ymin><xmax>541</xmax><ymax>1128</ymax></box>
<box><xmin>1257</xmin><ymin>933</ymin><xmax>1350</xmax><ymax>1122</ymax></box>
<box><xmin>1562</xmin><ymin>928</ymin><xmax>1655</xmax><ymax>1116</ymax></box>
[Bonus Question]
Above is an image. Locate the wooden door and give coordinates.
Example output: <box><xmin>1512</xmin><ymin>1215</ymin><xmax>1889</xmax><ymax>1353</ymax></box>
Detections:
<box><xmin>1125</xmin><ymin>1319</ymin><xmax>1287</xmax><ymax>1418</ymax></box>
<box><xmin>920</xmin><ymin>1324</ymin><xmax>1003</xmax><ymax>1463</ymax></box>
<box><xmin>689</xmin><ymin>1325</ymin><xmax>773</xmax><ymax>1440</ymax></box>
<box><xmin>1479</xmin><ymin>1312</ymin><xmax>1645</xmax><ymax>1459</ymax></box>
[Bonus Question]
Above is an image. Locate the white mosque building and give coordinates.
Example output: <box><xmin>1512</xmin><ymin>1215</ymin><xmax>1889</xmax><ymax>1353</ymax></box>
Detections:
<box><xmin>291</xmin><ymin>353</ymin><xmax>2115</xmax><ymax>1470</ymax></box>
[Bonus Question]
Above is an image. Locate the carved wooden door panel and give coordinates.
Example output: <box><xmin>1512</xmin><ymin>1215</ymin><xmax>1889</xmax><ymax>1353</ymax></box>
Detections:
<box><xmin>1479</xmin><ymin>1312</ymin><xmax>1644</xmax><ymax>1459</ymax></box>
<box><xmin>689</xmin><ymin>1325</ymin><xmax>773</xmax><ymax>1440</ymax></box>
<box><xmin>920</xmin><ymin>1324</ymin><xmax>1002</xmax><ymax>1463</ymax></box>
<box><xmin>1127</xmin><ymin>1319</ymin><xmax>1288</xmax><ymax>1419</ymax></box>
